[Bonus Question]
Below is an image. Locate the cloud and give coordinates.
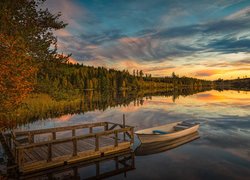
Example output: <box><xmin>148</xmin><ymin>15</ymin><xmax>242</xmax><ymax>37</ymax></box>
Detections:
<box><xmin>207</xmin><ymin>38</ymin><xmax>250</xmax><ymax>53</ymax></box>
<box><xmin>88</xmin><ymin>11</ymin><xmax>250</xmax><ymax>61</ymax></box>
<box><xmin>95</xmin><ymin>36</ymin><xmax>160</xmax><ymax>61</ymax></box>
<box><xmin>195</xmin><ymin>70</ymin><xmax>222</xmax><ymax>77</ymax></box>
<box><xmin>195</xmin><ymin>69</ymin><xmax>235</xmax><ymax>77</ymax></box>
<box><xmin>43</xmin><ymin>0</ymin><xmax>87</xmax><ymax>31</ymax></box>
<box><xmin>54</xmin><ymin>2</ymin><xmax>250</xmax><ymax>63</ymax></box>
<box><xmin>55</xmin><ymin>29</ymin><xmax>72</xmax><ymax>37</ymax></box>
<box><xmin>226</xmin><ymin>6</ymin><xmax>250</xmax><ymax>20</ymax></box>
<box><xmin>194</xmin><ymin>66</ymin><xmax>250</xmax><ymax>78</ymax></box>
<box><xmin>44</xmin><ymin>1</ymin><xmax>250</xmax><ymax>80</ymax></box>
<box><xmin>80</xmin><ymin>29</ymin><xmax>125</xmax><ymax>45</ymax></box>
<box><xmin>205</xmin><ymin>62</ymin><xmax>241</xmax><ymax>68</ymax></box>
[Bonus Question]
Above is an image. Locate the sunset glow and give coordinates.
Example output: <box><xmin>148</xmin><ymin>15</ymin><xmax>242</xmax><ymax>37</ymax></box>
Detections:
<box><xmin>44</xmin><ymin>0</ymin><xmax>250</xmax><ymax>80</ymax></box>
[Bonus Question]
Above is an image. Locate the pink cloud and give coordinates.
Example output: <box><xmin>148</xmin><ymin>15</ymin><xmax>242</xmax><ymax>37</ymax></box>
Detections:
<box><xmin>67</xmin><ymin>57</ymin><xmax>78</xmax><ymax>64</ymax></box>
<box><xmin>55</xmin><ymin>29</ymin><xmax>72</xmax><ymax>37</ymax></box>
<box><xmin>43</xmin><ymin>0</ymin><xmax>87</xmax><ymax>31</ymax></box>
<box><xmin>119</xmin><ymin>37</ymin><xmax>145</xmax><ymax>44</ymax></box>
<box><xmin>195</xmin><ymin>69</ymin><xmax>224</xmax><ymax>77</ymax></box>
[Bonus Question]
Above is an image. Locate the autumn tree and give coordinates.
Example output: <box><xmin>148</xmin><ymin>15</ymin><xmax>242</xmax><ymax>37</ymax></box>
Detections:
<box><xmin>0</xmin><ymin>35</ymin><xmax>37</xmax><ymax>112</ymax></box>
<box><xmin>0</xmin><ymin>0</ymin><xmax>68</xmax><ymax>112</ymax></box>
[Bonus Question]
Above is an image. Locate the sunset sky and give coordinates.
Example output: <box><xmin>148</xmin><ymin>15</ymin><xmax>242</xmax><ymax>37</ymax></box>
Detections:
<box><xmin>45</xmin><ymin>0</ymin><xmax>250</xmax><ymax>80</ymax></box>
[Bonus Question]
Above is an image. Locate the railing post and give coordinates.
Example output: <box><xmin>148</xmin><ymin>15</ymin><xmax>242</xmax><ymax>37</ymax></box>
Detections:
<box><xmin>28</xmin><ymin>132</ymin><xmax>34</xmax><ymax>143</ymax></box>
<box><xmin>132</xmin><ymin>152</ymin><xmax>135</xmax><ymax>169</ymax></box>
<box><xmin>73</xmin><ymin>167</ymin><xmax>78</xmax><ymax>179</ymax></box>
<box><xmin>72</xmin><ymin>129</ymin><xmax>76</xmax><ymax>137</ymax></box>
<box><xmin>96</xmin><ymin>162</ymin><xmax>100</xmax><ymax>176</ymax></box>
<box><xmin>115</xmin><ymin>156</ymin><xmax>119</xmax><ymax>170</ymax></box>
<box><xmin>104</xmin><ymin>122</ymin><xmax>108</xmax><ymax>131</ymax></box>
<box><xmin>95</xmin><ymin>135</ymin><xmax>99</xmax><ymax>151</ymax></box>
<box><xmin>17</xmin><ymin>148</ymin><xmax>23</xmax><ymax>168</ymax></box>
<box><xmin>89</xmin><ymin>127</ymin><xmax>93</xmax><ymax>133</ymax></box>
<box><xmin>52</xmin><ymin>132</ymin><xmax>56</xmax><ymax>140</ymax></box>
<box><xmin>123</xmin><ymin>114</ymin><xmax>126</xmax><ymax>141</ymax></box>
<box><xmin>47</xmin><ymin>143</ymin><xmax>52</xmax><ymax>162</ymax></box>
<box><xmin>114</xmin><ymin>130</ymin><xmax>118</xmax><ymax>147</ymax></box>
<box><xmin>130</xmin><ymin>127</ymin><xmax>134</xmax><ymax>143</ymax></box>
<box><xmin>73</xmin><ymin>137</ymin><xmax>77</xmax><ymax>156</ymax></box>
<box><xmin>14</xmin><ymin>147</ymin><xmax>18</xmax><ymax>164</ymax></box>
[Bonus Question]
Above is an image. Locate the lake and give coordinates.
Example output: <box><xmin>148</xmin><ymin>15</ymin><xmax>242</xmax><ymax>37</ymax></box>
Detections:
<box><xmin>1</xmin><ymin>89</ymin><xmax>250</xmax><ymax>179</ymax></box>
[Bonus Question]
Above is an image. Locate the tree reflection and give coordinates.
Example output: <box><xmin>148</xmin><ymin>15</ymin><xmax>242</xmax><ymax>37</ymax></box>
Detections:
<box><xmin>0</xmin><ymin>87</ymin><xmax>212</xmax><ymax>129</ymax></box>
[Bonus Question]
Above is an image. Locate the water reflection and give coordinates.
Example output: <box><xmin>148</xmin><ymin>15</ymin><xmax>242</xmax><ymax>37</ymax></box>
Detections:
<box><xmin>1</xmin><ymin>89</ymin><xmax>250</xmax><ymax>179</ymax></box>
<box><xmin>0</xmin><ymin>87</ymin><xmax>211</xmax><ymax>129</ymax></box>
<box><xmin>11</xmin><ymin>150</ymin><xmax>135</xmax><ymax>180</ymax></box>
<box><xmin>135</xmin><ymin>132</ymin><xmax>200</xmax><ymax>156</ymax></box>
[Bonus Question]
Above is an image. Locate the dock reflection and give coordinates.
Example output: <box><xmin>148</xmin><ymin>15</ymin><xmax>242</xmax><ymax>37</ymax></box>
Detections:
<box><xmin>135</xmin><ymin>132</ymin><xmax>200</xmax><ymax>156</ymax></box>
<box><xmin>15</xmin><ymin>150</ymin><xmax>135</xmax><ymax>180</ymax></box>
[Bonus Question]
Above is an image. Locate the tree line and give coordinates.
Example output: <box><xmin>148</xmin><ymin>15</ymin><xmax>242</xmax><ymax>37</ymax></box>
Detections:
<box><xmin>214</xmin><ymin>78</ymin><xmax>250</xmax><ymax>90</ymax></box>
<box><xmin>37</xmin><ymin>62</ymin><xmax>213</xmax><ymax>98</ymax></box>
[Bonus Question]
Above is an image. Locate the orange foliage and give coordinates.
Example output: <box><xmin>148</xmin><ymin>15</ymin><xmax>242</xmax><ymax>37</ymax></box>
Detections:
<box><xmin>0</xmin><ymin>34</ymin><xmax>37</xmax><ymax>112</ymax></box>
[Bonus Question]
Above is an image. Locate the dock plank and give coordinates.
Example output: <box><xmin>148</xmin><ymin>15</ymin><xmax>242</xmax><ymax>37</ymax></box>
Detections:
<box><xmin>3</xmin><ymin>122</ymin><xmax>134</xmax><ymax>173</ymax></box>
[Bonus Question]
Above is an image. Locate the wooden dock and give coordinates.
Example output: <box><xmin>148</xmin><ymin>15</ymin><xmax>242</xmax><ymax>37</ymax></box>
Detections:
<box><xmin>2</xmin><ymin>121</ymin><xmax>134</xmax><ymax>173</ymax></box>
<box><xmin>19</xmin><ymin>150</ymin><xmax>135</xmax><ymax>180</ymax></box>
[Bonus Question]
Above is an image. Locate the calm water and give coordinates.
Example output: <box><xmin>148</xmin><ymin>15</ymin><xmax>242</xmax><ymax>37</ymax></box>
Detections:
<box><xmin>1</xmin><ymin>89</ymin><xmax>250</xmax><ymax>179</ymax></box>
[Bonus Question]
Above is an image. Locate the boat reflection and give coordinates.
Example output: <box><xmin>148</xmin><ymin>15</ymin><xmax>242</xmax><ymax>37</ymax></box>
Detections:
<box><xmin>16</xmin><ymin>150</ymin><xmax>135</xmax><ymax>180</ymax></box>
<box><xmin>135</xmin><ymin>132</ymin><xmax>200</xmax><ymax>156</ymax></box>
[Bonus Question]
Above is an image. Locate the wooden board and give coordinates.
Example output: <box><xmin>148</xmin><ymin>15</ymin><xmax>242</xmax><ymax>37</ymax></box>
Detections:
<box><xmin>2</xmin><ymin>122</ymin><xmax>134</xmax><ymax>174</ymax></box>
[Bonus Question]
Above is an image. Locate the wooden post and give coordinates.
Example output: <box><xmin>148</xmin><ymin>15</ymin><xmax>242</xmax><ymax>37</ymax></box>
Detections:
<box><xmin>72</xmin><ymin>129</ymin><xmax>76</xmax><ymax>137</ymax></box>
<box><xmin>73</xmin><ymin>138</ymin><xmax>77</xmax><ymax>156</ymax></box>
<box><xmin>104</xmin><ymin>122</ymin><xmax>108</xmax><ymax>131</ymax></box>
<box><xmin>17</xmin><ymin>148</ymin><xmax>23</xmax><ymax>167</ymax></box>
<box><xmin>28</xmin><ymin>132</ymin><xmax>31</xmax><ymax>143</ymax></box>
<box><xmin>52</xmin><ymin>132</ymin><xmax>56</xmax><ymax>140</ymax></box>
<box><xmin>115</xmin><ymin>156</ymin><xmax>119</xmax><ymax>170</ymax></box>
<box><xmin>89</xmin><ymin>127</ymin><xmax>93</xmax><ymax>133</ymax></box>
<box><xmin>123</xmin><ymin>114</ymin><xmax>126</xmax><ymax>141</ymax></box>
<box><xmin>28</xmin><ymin>132</ymin><xmax>34</xmax><ymax>143</ymax></box>
<box><xmin>130</xmin><ymin>127</ymin><xmax>134</xmax><ymax>143</ymax></box>
<box><xmin>95</xmin><ymin>135</ymin><xmax>99</xmax><ymax>151</ymax></box>
<box><xmin>31</xmin><ymin>134</ymin><xmax>34</xmax><ymax>143</ymax></box>
<box><xmin>14</xmin><ymin>147</ymin><xmax>18</xmax><ymax>164</ymax></box>
<box><xmin>132</xmin><ymin>152</ymin><xmax>135</xmax><ymax>169</ymax></box>
<box><xmin>115</xmin><ymin>130</ymin><xmax>118</xmax><ymax>147</ymax></box>
<box><xmin>96</xmin><ymin>162</ymin><xmax>100</xmax><ymax>176</ymax></box>
<box><xmin>47</xmin><ymin>143</ymin><xmax>52</xmax><ymax>162</ymax></box>
<box><xmin>7</xmin><ymin>135</ymin><xmax>12</xmax><ymax>149</ymax></box>
<box><xmin>73</xmin><ymin>167</ymin><xmax>78</xmax><ymax>179</ymax></box>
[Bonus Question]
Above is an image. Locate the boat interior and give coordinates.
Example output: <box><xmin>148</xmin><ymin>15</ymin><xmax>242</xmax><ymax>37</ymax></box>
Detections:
<box><xmin>136</xmin><ymin>121</ymin><xmax>198</xmax><ymax>135</ymax></box>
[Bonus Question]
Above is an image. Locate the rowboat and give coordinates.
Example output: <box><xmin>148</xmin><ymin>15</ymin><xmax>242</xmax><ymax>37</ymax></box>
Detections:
<box><xmin>135</xmin><ymin>121</ymin><xmax>199</xmax><ymax>144</ymax></box>
<box><xmin>135</xmin><ymin>132</ymin><xmax>200</xmax><ymax>156</ymax></box>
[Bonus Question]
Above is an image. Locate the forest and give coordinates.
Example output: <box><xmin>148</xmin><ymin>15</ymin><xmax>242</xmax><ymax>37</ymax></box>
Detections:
<box><xmin>38</xmin><ymin>62</ymin><xmax>213</xmax><ymax>99</ymax></box>
<box><xmin>214</xmin><ymin>78</ymin><xmax>250</xmax><ymax>90</ymax></box>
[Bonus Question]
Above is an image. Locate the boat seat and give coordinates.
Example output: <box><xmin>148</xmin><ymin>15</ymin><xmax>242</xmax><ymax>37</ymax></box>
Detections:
<box><xmin>152</xmin><ymin>130</ymin><xmax>169</xmax><ymax>134</ymax></box>
<box><xmin>178</xmin><ymin>122</ymin><xmax>193</xmax><ymax>127</ymax></box>
<box><xmin>174</xmin><ymin>125</ymin><xmax>189</xmax><ymax>131</ymax></box>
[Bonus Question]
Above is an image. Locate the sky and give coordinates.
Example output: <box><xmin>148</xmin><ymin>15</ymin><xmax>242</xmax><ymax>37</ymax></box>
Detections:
<box><xmin>44</xmin><ymin>0</ymin><xmax>250</xmax><ymax>80</ymax></box>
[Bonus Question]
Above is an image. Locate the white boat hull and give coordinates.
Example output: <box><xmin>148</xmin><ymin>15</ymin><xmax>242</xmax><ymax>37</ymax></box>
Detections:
<box><xmin>135</xmin><ymin>121</ymin><xmax>200</xmax><ymax>144</ymax></box>
<box><xmin>135</xmin><ymin>132</ymin><xmax>200</xmax><ymax>156</ymax></box>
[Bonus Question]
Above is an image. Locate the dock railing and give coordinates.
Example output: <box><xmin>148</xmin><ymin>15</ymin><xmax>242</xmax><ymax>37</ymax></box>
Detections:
<box><xmin>4</xmin><ymin>121</ymin><xmax>134</xmax><ymax>173</ymax></box>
